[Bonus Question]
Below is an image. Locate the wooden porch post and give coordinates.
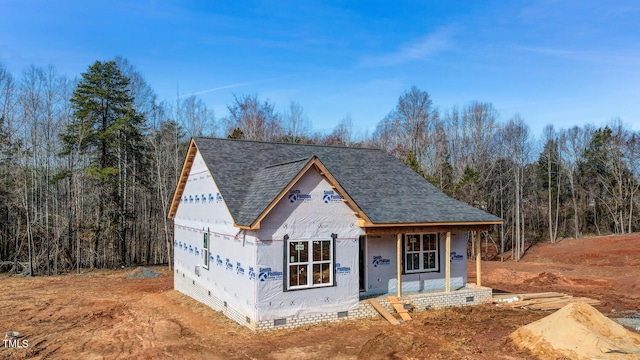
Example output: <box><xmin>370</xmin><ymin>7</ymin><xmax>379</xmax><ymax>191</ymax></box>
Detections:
<box><xmin>397</xmin><ymin>232</ymin><xmax>402</xmax><ymax>297</ymax></box>
<box><xmin>445</xmin><ymin>232</ymin><xmax>451</xmax><ymax>293</ymax></box>
<box><xmin>475</xmin><ymin>231</ymin><xmax>482</xmax><ymax>286</ymax></box>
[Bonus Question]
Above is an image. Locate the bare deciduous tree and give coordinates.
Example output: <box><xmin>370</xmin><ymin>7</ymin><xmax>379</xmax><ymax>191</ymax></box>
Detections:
<box><xmin>283</xmin><ymin>101</ymin><xmax>310</xmax><ymax>143</ymax></box>
<box><xmin>538</xmin><ymin>125</ymin><xmax>561</xmax><ymax>244</ymax></box>
<box><xmin>559</xmin><ymin>125</ymin><xmax>591</xmax><ymax>238</ymax></box>
<box><xmin>501</xmin><ymin>115</ymin><xmax>531</xmax><ymax>260</ymax></box>
<box><xmin>224</xmin><ymin>94</ymin><xmax>282</xmax><ymax>141</ymax></box>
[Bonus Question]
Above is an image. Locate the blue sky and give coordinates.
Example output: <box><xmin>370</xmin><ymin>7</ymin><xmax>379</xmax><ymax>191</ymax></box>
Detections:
<box><xmin>2</xmin><ymin>1</ymin><xmax>639</xmax><ymax>138</ymax></box>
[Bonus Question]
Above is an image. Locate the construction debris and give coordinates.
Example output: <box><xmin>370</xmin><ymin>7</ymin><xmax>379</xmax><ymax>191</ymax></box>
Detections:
<box><xmin>125</xmin><ymin>267</ymin><xmax>161</xmax><ymax>279</ymax></box>
<box><xmin>493</xmin><ymin>292</ymin><xmax>600</xmax><ymax>311</ymax></box>
<box><xmin>368</xmin><ymin>299</ymin><xmax>400</xmax><ymax>325</ymax></box>
<box><xmin>367</xmin><ymin>296</ymin><xmax>415</xmax><ymax>325</ymax></box>
<box><xmin>388</xmin><ymin>296</ymin><xmax>413</xmax><ymax>321</ymax></box>
<box><xmin>5</xmin><ymin>331</ymin><xmax>21</xmax><ymax>339</ymax></box>
<box><xmin>614</xmin><ymin>314</ymin><xmax>640</xmax><ymax>333</ymax></box>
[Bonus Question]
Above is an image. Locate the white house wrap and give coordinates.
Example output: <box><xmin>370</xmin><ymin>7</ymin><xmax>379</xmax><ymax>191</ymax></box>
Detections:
<box><xmin>169</xmin><ymin>138</ymin><xmax>502</xmax><ymax>331</ymax></box>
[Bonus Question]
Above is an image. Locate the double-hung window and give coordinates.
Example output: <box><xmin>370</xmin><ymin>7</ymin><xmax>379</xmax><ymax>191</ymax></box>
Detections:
<box><xmin>287</xmin><ymin>239</ymin><xmax>333</xmax><ymax>290</ymax></box>
<box><xmin>405</xmin><ymin>233</ymin><xmax>439</xmax><ymax>273</ymax></box>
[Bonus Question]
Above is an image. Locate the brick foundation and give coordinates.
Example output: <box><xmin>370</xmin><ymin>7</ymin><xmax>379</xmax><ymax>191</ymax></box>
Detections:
<box><xmin>175</xmin><ymin>268</ymin><xmax>492</xmax><ymax>332</ymax></box>
<box><xmin>174</xmin><ymin>268</ymin><xmax>252</xmax><ymax>329</ymax></box>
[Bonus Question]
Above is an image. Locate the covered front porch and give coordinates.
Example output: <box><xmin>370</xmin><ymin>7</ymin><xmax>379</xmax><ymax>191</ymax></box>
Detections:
<box><xmin>357</xmin><ymin>223</ymin><xmax>491</xmax><ymax>301</ymax></box>
<box><xmin>347</xmin><ymin>224</ymin><xmax>493</xmax><ymax>323</ymax></box>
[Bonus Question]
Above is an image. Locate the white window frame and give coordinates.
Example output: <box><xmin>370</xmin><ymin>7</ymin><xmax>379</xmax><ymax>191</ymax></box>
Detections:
<box><xmin>404</xmin><ymin>233</ymin><xmax>439</xmax><ymax>274</ymax></box>
<box><xmin>203</xmin><ymin>231</ymin><xmax>209</xmax><ymax>270</ymax></box>
<box><xmin>286</xmin><ymin>238</ymin><xmax>334</xmax><ymax>290</ymax></box>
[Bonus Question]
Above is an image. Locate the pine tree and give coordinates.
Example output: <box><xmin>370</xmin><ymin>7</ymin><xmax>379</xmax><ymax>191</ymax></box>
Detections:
<box><xmin>60</xmin><ymin>60</ymin><xmax>145</xmax><ymax>267</ymax></box>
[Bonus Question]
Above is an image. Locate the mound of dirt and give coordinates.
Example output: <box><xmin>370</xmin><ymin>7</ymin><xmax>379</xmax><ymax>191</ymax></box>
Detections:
<box><xmin>484</xmin><ymin>268</ymin><xmax>538</xmax><ymax>284</ymax></box>
<box><xmin>510</xmin><ymin>302</ymin><xmax>640</xmax><ymax>359</ymax></box>
<box><xmin>522</xmin><ymin>271</ymin><xmax>573</xmax><ymax>287</ymax></box>
<box><xmin>126</xmin><ymin>267</ymin><xmax>161</xmax><ymax>279</ymax></box>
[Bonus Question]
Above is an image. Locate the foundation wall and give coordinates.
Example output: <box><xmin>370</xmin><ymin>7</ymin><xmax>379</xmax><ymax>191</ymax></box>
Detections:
<box><xmin>175</xmin><ymin>268</ymin><xmax>253</xmax><ymax>329</ymax></box>
<box><xmin>175</xmin><ymin>268</ymin><xmax>492</xmax><ymax>332</ymax></box>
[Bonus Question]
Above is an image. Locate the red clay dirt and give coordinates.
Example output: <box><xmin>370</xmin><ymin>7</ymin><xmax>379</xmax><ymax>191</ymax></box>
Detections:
<box><xmin>1</xmin><ymin>233</ymin><xmax>639</xmax><ymax>359</ymax></box>
<box><xmin>474</xmin><ymin>233</ymin><xmax>640</xmax><ymax>312</ymax></box>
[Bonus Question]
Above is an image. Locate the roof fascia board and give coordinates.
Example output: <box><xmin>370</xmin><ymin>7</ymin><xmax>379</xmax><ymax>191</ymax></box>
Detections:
<box><xmin>313</xmin><ymin>158</ymin><xmax>373</xmax><ymax>225</ymax></box>
<box><xmin>363</xmin><ymin>220</ymin><xmax>503</xmax><ymax>227</ymax></box>
<box><xmin>248</xmin><ymin>156</ymin><xmax>370</xmax><ymax>230</ymax></box>
<box><xmin>365</xmin><ymin>224</ymin><xmax>493</xmax><ymax>235</ymax></box>
<box><xmin>168</xmin><ymin>138</ymin><xmax>198</xmax><ymax>219</ymax></box>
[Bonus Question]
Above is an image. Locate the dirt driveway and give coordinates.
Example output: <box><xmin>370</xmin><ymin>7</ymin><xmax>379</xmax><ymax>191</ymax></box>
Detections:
<box><xmin>1</xmin><ymin>233</ymin><xmax>638</xmax><ymax>359</ymax></box>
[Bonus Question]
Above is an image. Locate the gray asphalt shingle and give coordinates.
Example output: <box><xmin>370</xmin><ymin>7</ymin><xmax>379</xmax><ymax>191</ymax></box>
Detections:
<box><xmin>194</xmin><ymin>137</ymin><xmax>502</xmax><ymax>226</ymax></box>
<box><xmin>235</xmin><ymin>158</ymin><xmax>310</xmax><ymax>226</ymax></box>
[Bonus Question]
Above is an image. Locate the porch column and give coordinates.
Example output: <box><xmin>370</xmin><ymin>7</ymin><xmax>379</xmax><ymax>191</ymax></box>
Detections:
<box><xmin>397</xmin><ymin>233</ymin><xmax>402</xmax><ymax>297</ymax></box>
<box><xmin>445</xmin><ymin>232</ymin><xmax>451</xmax><ymax>293</ymax></box>
<box><xmin>475</xmin><ymin>231</ymin><xmax>482</xmax><ymax>286</ymax></box>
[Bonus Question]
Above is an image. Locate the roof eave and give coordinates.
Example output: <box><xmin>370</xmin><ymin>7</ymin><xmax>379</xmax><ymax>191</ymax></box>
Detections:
<box><xmin>362</xmin><ymin>220</ymin><xmax>503</xmax><ymax>235</ymax></box>
<box><xmin>363</xmin><ymin>220</ymin><xmax>503</xmax><ymax>227</ymax></box>
<box><xmin>168</xmin><ymin>138</ymin><xmax>198</xmax><ymax>219</ymax></box>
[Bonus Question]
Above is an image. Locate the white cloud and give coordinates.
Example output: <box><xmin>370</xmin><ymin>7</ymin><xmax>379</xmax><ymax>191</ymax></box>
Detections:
<box><xmin>176</xmin><ymin>74</ymin><xmax>298</xmax><ymax>99</ymax></box>
<box><xmin>359</xmin><ymin>27</ymin><xmax>455</xmax><ymax>68</ymax></box>
<box><xmin>176</xmin><ymin>82</ymin><xmax>253</xmax><ymax>99</ymax></box>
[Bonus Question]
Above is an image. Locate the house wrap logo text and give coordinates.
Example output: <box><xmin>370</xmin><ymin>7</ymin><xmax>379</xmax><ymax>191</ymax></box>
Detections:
<box><xmin>288</xmin><ymin>189</ymin><xmax>311</xmax><ymax>203</ymax></box>
<box><xmin>322</xmin><ymin>190</ymin><xmax>343</xmax><ymax>203</ymax></box>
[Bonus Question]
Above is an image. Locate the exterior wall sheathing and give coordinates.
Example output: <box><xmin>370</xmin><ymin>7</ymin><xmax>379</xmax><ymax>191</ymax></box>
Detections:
<box><xmin>175</xmin><ymin>268</ymin><xmax>254</xmax><ymax>329</ymax></box>
<box><xmin>175</xmin><ymin>269</ymin><xmax>492</xmax><ymax>332</ymax></box>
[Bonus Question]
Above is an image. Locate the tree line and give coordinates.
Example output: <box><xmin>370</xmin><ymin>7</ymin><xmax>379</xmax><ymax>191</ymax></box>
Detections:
<box><xmin>0</xmin><ymin>59</ymin><xmax>637</xmax><ymax>275</ymax></box>
<box><xmin>369</xmin><ymin>87</ymin><xmax>640</xmax><ymax>261</ymax></box>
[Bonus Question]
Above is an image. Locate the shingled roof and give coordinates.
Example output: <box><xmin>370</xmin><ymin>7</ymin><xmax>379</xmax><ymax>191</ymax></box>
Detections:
<box><xmin>171</xmin><ymin>137</ymin><xmax>502</xmax><ymax>227</ymax></box>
